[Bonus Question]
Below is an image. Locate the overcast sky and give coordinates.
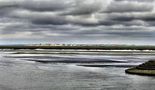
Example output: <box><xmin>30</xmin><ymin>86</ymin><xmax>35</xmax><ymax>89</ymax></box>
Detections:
<box><xmin>0</xmin><ymin>0</ymin><xmax>155</xmax><ymax>45</ymax></box>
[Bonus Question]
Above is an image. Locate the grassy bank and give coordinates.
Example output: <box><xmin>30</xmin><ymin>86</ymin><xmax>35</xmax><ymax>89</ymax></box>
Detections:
<box><xmin>1</xmin><ymin>44</ymin><xmax>155</xmax><ymax>50</ymax></box>
<box><xmin>125</xmin><ymin>60</ymin><xmax>155</xmax><ymax>76</ymax></box>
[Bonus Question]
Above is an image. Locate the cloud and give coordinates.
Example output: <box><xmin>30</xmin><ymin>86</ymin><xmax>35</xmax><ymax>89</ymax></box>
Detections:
<box><xmin>1</xmin><ymin>0</ymin><xmax>154</xmax><ymax>26</ymax></box>
<box><xmin>105</xmin><ymin>0</ymin><xmax>153</xmax><ymax>13</ymax></box>
<box><xmin>1</xmin><ymin>0</ymin><xmax>155</xmax><ymax>44</ymax></box>
<box><xmin>0</xmin><ymin>0</ymin><xmax>73</xmax><ymax>11</ymax></box>
<box><xmin>115</xmin><ymin>0</ymin><xmax>154</xmax><ymax>2</ymax></box>
<box><xmin>62</xmin><ymin>0</ymin><xmax>111</xmax><ymax>15</ymax></box>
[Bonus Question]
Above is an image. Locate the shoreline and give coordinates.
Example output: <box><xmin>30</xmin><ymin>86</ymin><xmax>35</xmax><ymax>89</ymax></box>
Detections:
<box><xmin>1</xmin><ymin>45</ymin><xmax>155</xmax><ymax>50</ymax></box>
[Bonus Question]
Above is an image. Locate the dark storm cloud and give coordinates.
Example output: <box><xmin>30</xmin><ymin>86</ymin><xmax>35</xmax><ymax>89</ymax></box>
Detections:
<box><xmin>31</xmin><ymin>16</ymin><xmax>68</xmax><ymax>25</ymax></box>
<box><xmin>106</xmin><ymin>12</ymin><xmax>155</xmax><ymax>26</ymax></box>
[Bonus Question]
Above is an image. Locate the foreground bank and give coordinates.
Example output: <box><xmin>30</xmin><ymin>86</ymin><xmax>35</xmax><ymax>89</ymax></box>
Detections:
<box><xmin>125</xmin><ymin>60</ymin><xmax>155</xmax><ymax>76</ymax></box>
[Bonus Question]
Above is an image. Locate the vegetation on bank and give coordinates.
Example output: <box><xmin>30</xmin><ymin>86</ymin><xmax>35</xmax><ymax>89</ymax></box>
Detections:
<box><xmin>1</xmin><ymin>44</ymin><xmax>155</xmax><ymax>50</ymax></box>
<box><xmin>125</xmin><ymin>60</ymin><xmax>155</xmax><ymax>76</ymax></box>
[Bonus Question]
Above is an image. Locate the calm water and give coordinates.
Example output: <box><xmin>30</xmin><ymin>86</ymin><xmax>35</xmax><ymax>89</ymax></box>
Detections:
<box><xmin>0</xmin><ymin>49</ymin><xmax>155</xmax><ymax>90</ymax></box>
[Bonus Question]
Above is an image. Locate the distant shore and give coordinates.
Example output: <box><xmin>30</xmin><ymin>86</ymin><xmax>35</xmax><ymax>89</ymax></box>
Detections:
<box><xmin>1</xmin><ymin>44</ymin><xmax>155</xmax><ymax>50</ymax></box>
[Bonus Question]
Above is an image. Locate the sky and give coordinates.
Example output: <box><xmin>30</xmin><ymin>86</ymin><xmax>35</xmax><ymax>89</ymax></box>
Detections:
<box><xmin>0</xmin><ymin>0</ymin><xmax>155</xmax><ymax>45</ymax></box>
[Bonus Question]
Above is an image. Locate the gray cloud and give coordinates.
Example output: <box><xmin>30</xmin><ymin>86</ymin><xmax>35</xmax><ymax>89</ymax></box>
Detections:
<box><xmin>1</xmin><ymin>0</ymin><xmax>155</xmax><ymax>45</ymax></box>
<box><xmin>105</xmin><ymin>1</ymin><xmax>153</xmax><ymax>13</ymax></box>
<box><xmin>0</xmin><ymin>0</ymin><xmax>73</xmax><ymax>11</ymax></box>
<box><xmin>1</xmin><ymin>0</ymin><xmax>154</xmax><ymax>26</ymax></box>
<box><xmin>115</xmin><ymin>0</ymin><xmax>155</xmax><ymax>2</ymax></box>
<box><xmin>61</xmin><ymin>0</ymin><xmax>104</xmax><ymax>15</ymax></box>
